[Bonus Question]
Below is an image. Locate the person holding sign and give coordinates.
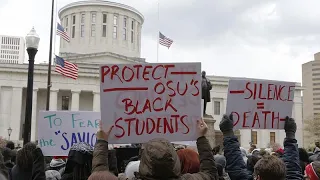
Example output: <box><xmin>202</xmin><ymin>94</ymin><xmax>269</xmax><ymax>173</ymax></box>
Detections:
<box><xmin>219</xmin><ymin>114</ymin><xmax>303</xmax><ymax>180</ymax></box>
<box><xmin>89</xmin><ymin>119</ymin><xmax>219</xmax><ymax>180</ymax></box>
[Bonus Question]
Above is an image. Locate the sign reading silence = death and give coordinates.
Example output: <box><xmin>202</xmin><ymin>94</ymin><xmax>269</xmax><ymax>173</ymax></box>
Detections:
<box><xmin>226</xmin><ymin>79</ymin><xmax>295</xmax><ymax>130</ymax></box>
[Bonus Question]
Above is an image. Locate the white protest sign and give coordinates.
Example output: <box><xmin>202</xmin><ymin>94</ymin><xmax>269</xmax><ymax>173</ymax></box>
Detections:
<box><xmin>38</xmin><ymin>111</ymin><xmax>100</xmax><ymax>156</ymax></box>
<box><xmin>100</xmin><ymin>63</ymin><xmax>202</xmax><ymax>144</ymax></box>
<box><xmin>226</xmin><ymin>79</ymin><xmax>295</xmax><ymax>130</ymax></box>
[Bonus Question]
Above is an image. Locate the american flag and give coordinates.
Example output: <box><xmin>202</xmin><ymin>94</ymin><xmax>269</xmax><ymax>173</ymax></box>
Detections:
<box><xmin>57</xmin><ymin>23</ymin><xmax>70</xmax><ymax>42</ymax></box>
<box><xmin>55</xmin><ymin>55</ymin><xmax>78</xmax><ymax>80</ymax></box>
<box><xmin>159</xmin><ymin>32</ymin><xmax>173</xmax><ymax>49</ymax></box>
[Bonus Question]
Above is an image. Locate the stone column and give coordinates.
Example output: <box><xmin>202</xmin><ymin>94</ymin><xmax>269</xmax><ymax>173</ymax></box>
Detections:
<box><xmin>71</xmin><ymin>90</ymin><xmax>80</xmax><ymax>111</ymax></box>
<box><xmin>31</xmin><ymin>89</ymin><xmax>38</xmax><ymax>142</ymax></box>
<box><xmin>10</xmin><ymin>87</ymin><xmax>23</xmax><ymax>141</ymax></box>
<box><xmin>0</xmin><ymin>87</ymin><xmax>12</xmax><ymax>139</ymax></box>
<box><xmin>49</xmin><ymin>89</ymin><xmax>58</xmax><ymax>111</ymax></box>
<box><xmin>92</xmin><ymin>91</ymin><xmax>100</xmax><ymax>112</ymax></box>
<box><xmin>204</xmin><ymin>115</ymin><xmax>216</xmax><ymax>148</ymax></box>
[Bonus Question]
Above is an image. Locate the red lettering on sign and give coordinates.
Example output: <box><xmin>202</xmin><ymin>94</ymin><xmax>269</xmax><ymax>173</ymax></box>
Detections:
<box><xmin>232</xmin><ymin>111</ymin><xmax>286</xmax><ymax>129</ymax></box>
<box><xmin>243</xmin><ymin>82</ymin><xmax>294</xmax><ymax>101</ymax></box>
<box><xmin>100</xmin><ymin>64</ymin><xmax>176</xmax><ymax>83</ymax></box>
<box><xmin>101</xmin><ymin>64</ymin><xmax>201</xmax><ymax>140</ymax></box>
<box><xmin>112</xmin><ymin>114</ymin><xmax>190</xmax><ymax>138</ymax></box>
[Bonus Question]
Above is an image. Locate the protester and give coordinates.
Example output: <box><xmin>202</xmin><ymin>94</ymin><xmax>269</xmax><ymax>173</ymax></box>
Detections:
<box><xmin>177</xmin><ymin>148</ymin><xmax>200</xmax><ymax>174</ymax></box>
<box><xmin>220</xmin><ymin>114</ymin><xmax>303</xmax><ymax>180</ymax></box>
<box><xmin>45</xmin><ymin>170</ymin><xmax>61</xmax><ymax>180</ymax></box>
<box><xmin>61</xmin><ymin>142</ymin><xmax>93</xmax><ymax>180</ymax></box>
<box><xmin>299</xmin><ymin>148</ymin><xmax>310</xmax><ymax>174</ymax></box>
<box><xmin>315</xmin><ymin>142</ymin><xmax>320</xmax><ymax>153</ymax></box>
<box><xmin>88</xmin><ymin>171</ymin><xmax>117</xmax><ymax>180</ymax></box>
<box><xmin>124</xmin><ymin>160</ymin><xmax>140</xmax><ymax>179</ymax></box>
<box><xmin>1</xmin><ymin>148</ymin><xmax>14</xmax><ymax>170</ymax></box>
<box><xmin>11</xmin><ymin>142</ymin><xmax>37</xmax><ymax>180</ymax></box>
<box><xmin>89</xmin><ymin>119</ymin><xmax>218</xmax><ymax>179</ymax></box>
<box><xmin>239</xmin><ymin>147</ymin><xmax>248</xmax><ymax>165</ymax></box>
<box><xmin>5</xmin><ymin>142</ymin><xmax>14</xmax><ymax>151</ymax></box>
<box><xmin>248</xmin><ymin>144</ymin><xmax>256</xmax><ymax>154</ymax></box>
<box><xmin>304</xmin><ymin>161</ymin><xmax>320</xmax><ymax>180</ymax></box>
<box><xmin>214</xmin><ymin>155</ymin><xmax>230</xmax><ymax>180</ymax></box>
<box><xmin>46</xmin><ymin>156</ymin><xmax>66</xmax><ymax>176</ymax></box>
<box><xmin>0</xmin><ymin>152</ymin><xmax>8</xmax><ymax>179</ymax></box>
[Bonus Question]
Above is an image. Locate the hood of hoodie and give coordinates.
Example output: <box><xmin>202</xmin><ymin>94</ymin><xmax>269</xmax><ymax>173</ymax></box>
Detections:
<box><xmin>139</xmin><ymin>138</ymin><xmax>180</xmax><ymax>180</ymax></box>
<box><xmin>240</xmin><ymin>147</ymin><xmax>247</xmax><ymax>157</ymax></box>
<box><xmin>50</xmin><ymin>159</ymin><xmax>66</xmax><ymax>168</ymax></box>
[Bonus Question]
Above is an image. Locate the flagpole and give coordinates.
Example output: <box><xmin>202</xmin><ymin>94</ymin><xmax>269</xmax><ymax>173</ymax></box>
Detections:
<box><xmin>156</xmin><ymin>0</ymin><xmax>160</xmax><ymax>63</ymax></box>
<box><xmin>53</xmin><ymin>0</ymin><xmax>58</xmax><ymax>65</ymax></box>
<box><xmin>46</xmin><ymin>0</ymin><xmax>55</xmax><ymax>111</ymax></box>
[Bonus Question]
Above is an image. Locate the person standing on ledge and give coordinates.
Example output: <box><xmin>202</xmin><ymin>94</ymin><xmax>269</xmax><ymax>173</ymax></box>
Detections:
<box><xmin>201</xmin><ymin>71</ymin><xmax>212</xmax><ymax>116</ymax></box>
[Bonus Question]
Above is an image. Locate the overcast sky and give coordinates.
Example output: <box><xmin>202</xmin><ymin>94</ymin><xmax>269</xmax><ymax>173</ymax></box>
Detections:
<box><xmin>1</xmin><ymin>0</ymin><xmax>320</xmax><ymax>83</ymax></box>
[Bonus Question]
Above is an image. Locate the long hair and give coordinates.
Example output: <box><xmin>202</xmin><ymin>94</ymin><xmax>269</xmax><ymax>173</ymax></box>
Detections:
<box><xmin>16</xmin><ymin>143</ymin><xmax>36</xmax><ymax>171</ymax></box>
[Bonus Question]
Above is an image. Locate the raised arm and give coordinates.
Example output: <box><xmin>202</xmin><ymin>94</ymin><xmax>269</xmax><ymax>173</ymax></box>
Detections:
<box><xmin>282</xmin><ymin>116</ymin><xmax>303</xmax><ymax>180</ymax></box>
<box><xmin>182</xmin><ymin>118</ymin><xmax>219</xmax><ymax>180</ymax></box>
<box><xmin>92</xmin><ymin>122</ymin><xmax>114</xmax><ymax>173</ymax></box>
<box><xmin>220</xmin><ymin>114</ymin><xmax>249</xmax><ymax>180</ymax></box>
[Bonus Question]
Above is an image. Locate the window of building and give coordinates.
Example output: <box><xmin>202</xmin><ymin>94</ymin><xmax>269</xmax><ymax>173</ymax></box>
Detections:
<box><xmin>313</xmin><ymin>63</ymin><xmax>320</xmax><ymax>66</ymax></box>
<box><xmin>72</xmin><ymin>15</ymin><xmax>76</xmax><ymax>38</ymax></box>
<box><xmin>270</xmin><ymin>132</ymin><xmax>275</xmax><ymax>144</ymax></box>
<box><xmin>113</xmin><ymin>15</ymin><xmax>118</xmax><ymax>39</ymax></box>
<box><xmin>314</xmin><ymin>98</ymin><xmax>320</xmax><ymax>100</ymax></box>
<box><xmin>214</xmin><ymin>101</ymin><xmax>221</xmax><ymax>115</ymax></box>
<box><xmin>314</xmin><ymin>88</ymin><xmax>320</xmax><ymax>91</ymax></box>
<box><xmin>314</xmin><ymin>83</ymin><xmax>320</xmax><ymax>86</ymax></box>
<box><xmin>80</xmin><ymin>13</ymin><xmax>85</xmax><ymax>37</ymax></box>
<box><xmin>313</xmin><ymin>73</ymin><xmax>320</xmax><ymax>76</ymax></box>
<box><xmin>80</xmin><ymin>25</ymin><xmax>85</xmax><ymax>37</ymax></box>
<box><xmin>62</xmin><ymin>96</ymin><xmax>70</xmax><ymax>110</ymax></box>
<box><xmin>137</xmin><ymin>23</ymin><xmax>141</xmax><ymax>51</ymax></box>
<box><xmin>313</xmin><ymin>78</ymin><xmax>320</xmax><ymax>81</ymax></box>
<box><xmin>65</xmin><ymin>17</ymin><xmax>69</xmax><ymax>32</ymax></box>
<box><xmin>91</xmin><ymin>24</ymin><xmax>96</xmax><ymax>37</ymax></box>
<box><xmin>72</xmin><ymin>26</ymin><xmax>75</xmax><ymax>38</ymax></box>
<box><xmin>91</xmin><ymin>13</ymin><xmax>96</xmax><ymax>23</ymax></box>
<box><xmin>102</xmin><ymin>14</ymin><xmax>107</xmax><ymax>37</ymax></box>
<box><xmin>131</xmin><ymin>20</ymin><xmax>134</xmax><ymax>43</ymax></box>
<box><xmin>252</xmin><ymin>131</ymin><xmax>257</xmax><ymax>144</ymax></box>
<box><xmin>314</xmin><ymin>103</ymin><xmax>320</xmax><ymax>106</ymax></box>
<box><xmin>113</xmin><ymin>15</ymin><xmax>118</xmax><ymax>25</ymax></box>
<box><xmin>90</xmin><ymin>13</ymin><xmax>96</xmax><ymax>37</ymax></box>
<box><xmin>81</xmin><ymin>13</ymin><xmax>85</xmax><ymax>23</ymax></box>
<box><xmin>123</xmin><ymin>17</ymin><xmax>127</xmax><ymax>40</ymax></box>
<box><xmin>314</xmin><ymin>108</ymin><xmax>320</xmax><ymax>111</ymax></box>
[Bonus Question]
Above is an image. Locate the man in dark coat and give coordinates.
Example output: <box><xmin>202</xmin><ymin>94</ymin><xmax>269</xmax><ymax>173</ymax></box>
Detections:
<box><xmin>201</xmin><ymin>71</ymin><xmax>212</xmax><ymax>116</ymax></box>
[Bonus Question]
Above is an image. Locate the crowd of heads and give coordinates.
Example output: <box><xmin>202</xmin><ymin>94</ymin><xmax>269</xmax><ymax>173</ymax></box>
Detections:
<box><xmin>0</xmin><ymin>116</ymin><xmax>319</xmax><ymax>180</ymax></box>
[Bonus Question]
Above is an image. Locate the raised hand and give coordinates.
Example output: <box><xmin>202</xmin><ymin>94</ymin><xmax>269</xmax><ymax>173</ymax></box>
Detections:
<box><xmin>96</xmin><ymin>120</ymin><xmax>114</xmax><ymax>141</ymax></box>
<box><xmin>219</xmin><ymin>114</ymin><xmax>234</xmax><ymax>137</ymax></box>
<box><xmin>284</xmin><ymin>116</ymin><xmax>296</xmax><ymax>139</ymax></box>
<box><xmin>197</xmin><ymin>118</ymin><xmax>208</xmax><ymax>138</ymax></box>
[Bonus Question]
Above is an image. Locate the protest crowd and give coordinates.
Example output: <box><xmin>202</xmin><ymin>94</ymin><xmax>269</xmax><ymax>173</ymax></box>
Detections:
<box><xmin>0</xmin><ymin>114</ymin><xmax>318</xmax><ymax>180</ymax></box>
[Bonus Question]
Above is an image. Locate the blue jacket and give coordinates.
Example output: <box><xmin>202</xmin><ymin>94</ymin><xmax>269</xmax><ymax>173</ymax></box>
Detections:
<box><xmin>223</xmin><ymin>135</ymin><xmax>303</xmax><ymax>180</ymax></box>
